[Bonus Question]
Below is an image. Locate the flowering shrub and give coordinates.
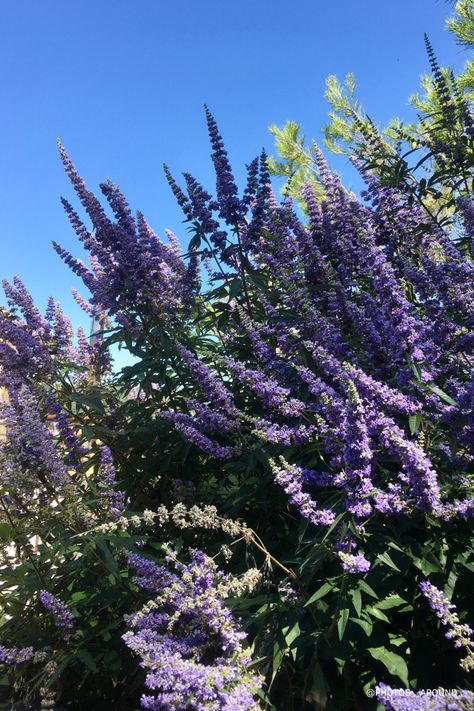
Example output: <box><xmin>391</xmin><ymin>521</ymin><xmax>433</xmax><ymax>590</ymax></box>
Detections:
<box><xmin>0</xmin><ymin>89</ymin><xmax>473</xmax><ymax>711</ymax></box>
<box><xmin>123</xmin><ymin>548</ymin><xmax>261</xmax><ymax>710</ymax></box>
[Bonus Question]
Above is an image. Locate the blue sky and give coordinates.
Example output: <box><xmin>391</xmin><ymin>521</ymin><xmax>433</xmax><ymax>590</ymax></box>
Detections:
<box><xmin>0</xmin><ymin>0</ymin><xmax>468</xmax><ymax>331</ymax></box>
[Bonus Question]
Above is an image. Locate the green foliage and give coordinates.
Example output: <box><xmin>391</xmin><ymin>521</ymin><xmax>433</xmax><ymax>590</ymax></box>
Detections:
<box><xmin>323</xmin><ymin>73</ymin><xmax>398</xmax><ymax>159</ymax></box>
<box><xmin>447</xmin><ymin>0</ymin><xmax>474</xmax><ymax>47</ymax></box>
<box><xmin>267</xmin><ymin>122</ymin><xmax>324</xmax><ymax>208</ymax></box>
<box><xmin>269</xmin><ymin>1</ymin><xmax>474</xmax><ymax>249</ymax></box>
<box><xmin>1</xmin><ymin>3</ymin><xmax>474</xmax><ymax>710</ymax></box>
<box><xmin>2</xmin><ymin>248</ymin><xmax>473</xmax><ymax>708</ymax></box>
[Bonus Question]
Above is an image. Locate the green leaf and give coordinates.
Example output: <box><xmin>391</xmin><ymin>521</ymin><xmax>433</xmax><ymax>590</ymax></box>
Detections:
<box><xmin>425</xmin><ymin>383</ymin><xmax>458</xmax><ymax>408</ymax></box>
<box><xmin>410</xmin><ymin>361</ymin><xmax>423</xmax><ymax>383</ymax></box>
<box><xmin>389</xmin><ymin>634</ymin><xmax>407</xmax><ymax>648</ymax></box>
<box><xmin>66</xmin><ymin>393</ymin><xmax>106</xmax><ymax>414</ymax></box>
<box><xmin>70</xmin><ymin>591</ymin><xmax>87</xmax><ymax>603</ymax></box>
<box><xmin>188</xmin><ymin>233</ymin><xmax>202</xmax><ymax>251</ymax></box>
<box><xmin>413</xmin><ymin>552</ymin><xmax>443</xmax><ymax>575</ymax></box>
<box><xmin>367</xmin><ymin>607</ymin><xmax>390</xmax><ymax>623</ymax></box>
<box><xmin>76</xmin><ymin>649</ymin><xmax>98</xmax><ymax>673</ymax></box>
<box><xmin>305</xmin><ymin>581</ymin><xmax>334</xmax><ymax>606</ymax></box>
<box><xmin>350</xmin><ymin>588</ymin><xmax>362</xmax><ymax>616</ymax></box>
<box><xmin>461</xmin><ymin>559</ymin><xmax>474</xmax><ymax>573</ymax></box>
<box><xmin>408</xmin><ymin>412</ymin><xmax>422</xmax><ymax>435</ymax></box>
<box><xmin>367</xmin><ymin>646</ymin><xmax>409</xmax><ymax>687</ymax></box>
<box><xmin>0</xmin><ymin>523</ymin><xmax>14</xmax><ymax>541</ymax></box>
<box><xmin>377</xmin><ymin>551</ymin><xmax>401</xmax><ymax>572</ymax></box>
<box><xmin>351</xmin><ymin>617</ymin><xmax>373</xmax><ymax>636</ymax></box>
<box><xmin>94</xmin><ymin>539</ymin><xmax>120</xmax><ymax>580</ymax></box>
<box><xmin>282</xmin><ymin>620</ymin><xmax>301</xmax><ymax>651</ymax></box>
<box><xmin>358</xmin><ymin>580</ymin><xmax>378</xmax><ymax>599</ymax></box>
<box><xmin>375</xmin><ymin>595</ymin><xmax>409</xmax><ymax>611</ymax></box>
<box><xmin>271</xmin><ymin>637</ymin><xmax>286</xmax><ymax>684</ymax></box>
<box><xmin>321</xmin><ymin>512</ymin><xmax>345</xmax><ymax>543</ymax></box>
<box><xmin>305</xmin><ymin>660</ymin><xmax>329</xmax><ymax>710</ymax></box>
<box><xmin>337</xmin><ymin>606</ymin><xmax>350</xmax><ymax>640</ymax></box>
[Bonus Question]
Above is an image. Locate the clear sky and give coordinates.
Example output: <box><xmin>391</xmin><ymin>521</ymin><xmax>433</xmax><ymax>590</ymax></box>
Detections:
<box><xmin>0</xmin><ymin>0</ymin><xmax>469</xmax><ymax>330</ymax></box>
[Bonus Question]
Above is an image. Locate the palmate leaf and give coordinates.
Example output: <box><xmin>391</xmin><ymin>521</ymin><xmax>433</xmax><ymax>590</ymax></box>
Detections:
<box><xmin>367</xmin><ymin>607</ymin><xmax>391</xmax><ymax>624</ymax></box>
<box><xmin>367</xmin><ymin>646</ymin><xmax>410</xmax><ymax>687</ymax></box>
<box><xmin>374</xmin><ymin>595</ymin><xmax>412</xmax><ymax>611</ymax></box>
<box><xmin>337</xmin><ymin>605</ymin><xmax>350</xmax><ymax>641</ymax></box>
<box><xmin>270</xmin><ymin>634</ymin><xmax>286</xmax><ymax>685</ymax></box>
<box><xmin>350</xmin><ymin>587</ymin><xmax>362</xmax><ymax>617</ymax></box>
<box><xmin>351</xmin><ymin>616</ymin><xmax>373</xmax><ymax>636</ymax></box>
<box><xmin>304</xmin><ymin>581</ymin><xmax>334</xmax><ymax>607</ymax></box>
<box><xmin>2</xmin><ymin>10</ymin><xmax>474</xmax><ymax>709</ymax></box>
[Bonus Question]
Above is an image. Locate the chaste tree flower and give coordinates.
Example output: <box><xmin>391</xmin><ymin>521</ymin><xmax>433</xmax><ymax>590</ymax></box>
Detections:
<box><xmin>419</xmin><ymin>581</ymin><xmax>474</xmax><ymax>672</ymax></box>
<box><xmin>122</xmin><ymin>548</ymin><xmax>261</xmax><ymax>710</ymax></box>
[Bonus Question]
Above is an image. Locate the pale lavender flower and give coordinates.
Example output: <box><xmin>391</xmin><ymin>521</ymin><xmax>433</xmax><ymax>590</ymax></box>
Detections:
<box><xmin>376</xmin><ymin>683</ymin><xmax>474</xmax><ymax>710</ymax></box>
<box><xmin>97</xmin><ymin>446</ymin><xmax>126</xmax><ymax>520</ymax></box>
<box><xmin>123</xmin><ymin>550</ymin><xmax>261</xmax><ymax>710</ymax></box>
<box><xmin>338</xmin><ymin>551</ymin><xmax>371</xmax><ymax>574</ymax></box>
<box><xmin>419</xmin><ymin>581</ymin><xmax>474</xmax><ymax>671</ymax></box>
<box><xmin>270</xmin><ymin>457</ymin><xmax>336</xmax><ymax>526</ymax></box>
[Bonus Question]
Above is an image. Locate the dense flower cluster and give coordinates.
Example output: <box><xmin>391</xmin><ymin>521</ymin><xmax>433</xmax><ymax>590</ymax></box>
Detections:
<box><xmin>25</xmin><ymin>110</ymin><xmax>474</xmax><ymax>580</ymax></box>
<box><xmin>270</xmin><ymin>457</ymin><xmax>336</xmax><ymax>527</ymax></box>
<box><xmin>0</xmin><ymin>646</ymin><xmax>34</xmax><ymax>665</ymax></box>
<box><xmin>54</xmin><ymin>142</ymin><xmax>200</xmax><ymax>330</ymax></box>
<box><xmin>96</xmin><ymin>446</ymin><xmax>127</xmax><ymax>520</ymax></box>
<box><xmin>0</xmin><ymin>275</ymin><xmax>109</xmax><ymax>394</ymax></box>
<box><xmin>419</xmin><ymin>581</ymin><xmax>474</xmax><ymax>672</ymax></box>
<box><xmin>376</xmin><ymin>684</ymin><xmax>474</xmax><ymax>710</ymax></box>
<box><xmin>0</xmin><ymin>384</ymin><xmax>74</xmax><ymax>511</ymax></box>
<box><xmin>121</xmin><ymin>115</ymin><xmax>474</xmax><ymax>537</ymax></box>
<box><xmin>1</xmin><ymin>102</ymin><xmax>473</xmax><ymax>708</ymax></box>
<box><xmin>39</xmin><ymin>592</ymin><xmax>76</xmax><ymax>641</ymax></box>
<box><xmin>337</xmin><ymin>551</ymin><xmax>371</xmax><ymax>574</ymax></box>
<box><xmin>122</xmin><ymin>549</ymin><xmax>261</xmax><ymax>710</ymax></box>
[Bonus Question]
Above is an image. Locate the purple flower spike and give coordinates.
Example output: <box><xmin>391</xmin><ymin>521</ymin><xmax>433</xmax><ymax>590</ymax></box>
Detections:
<box><xmin>39</xmin><ymin>592</ymin><xmax>75</xmax><ymax>641</ymax></box>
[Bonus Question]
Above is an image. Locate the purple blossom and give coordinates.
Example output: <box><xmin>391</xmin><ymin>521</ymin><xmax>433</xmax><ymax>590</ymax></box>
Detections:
<box><xmin>337</xmin><ymin>551</ymin><xmax>371</xmax><ymax>574</ymax></box>
<box><xmin>178</xmin><ymin>346</ymin><xmax>237</xmax><ymax>414</ymax></box>
<box><xmin>39</xmin><ymin>591</ymin><xmax>75</xmax><ymax>640</ymax></box>
<box><xmin>54</xmin><ymin>145</ymin><xmax>200</xmax><ymax>330</ymax></box>
<box><xmin>0</xmin><ymin>385</ymin><xmax>71</xmax><ymax>506</ymax></box>
<box><xmin>50</xmin><ymin>112</ymin><xmax>474</xmax><ymax>558</ymax></box>
<box><xmin>419</xmin><ymin>581</ymin><xmax>474</xmax><ymax>671</ymax></box>
<box><xmin>123</xmin><ymin>550</ymin><xmax>261</xmax><ymax>710</ymax></box>
<box><xmin>224</xmin><ymin>357</ymin><xmax>305</xmax><ymax>417</ymax></box>
<box><xmin>376</xmin><ymin>684</ymin><xmax>474</xmax><ymax>710</ymax></box>
<box><xmin>205</xmin><ymin>106</ymin><xmax>245</xmax><ymax>226</ymax></box>
<box><xmin>254</xmin><ymin>418</ymin><xmax>316</xmax><ymax>445</ymax></box>
<box><xmin>163</xmin><ymin>411</ymin><xmax>241</xmax><ymax>460</ymax></box>
<box><xmin>97</xmin><ymin>447</ymin><xmax>127</xmax><ymax>520</ymax></box>
<box><xmin>270</xmin><ymin>457</ymin><xmax>336</xmax><ymax>526</ymax></box>
<box><xmin>342</xmin><ymin>381</ymin><xmax>374</xmax><ymax>519</ymax></box>
<box><xmin>0</xmin><ymin>646</ymin><xmax>34</xmax><ymax>665</ymax></box>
